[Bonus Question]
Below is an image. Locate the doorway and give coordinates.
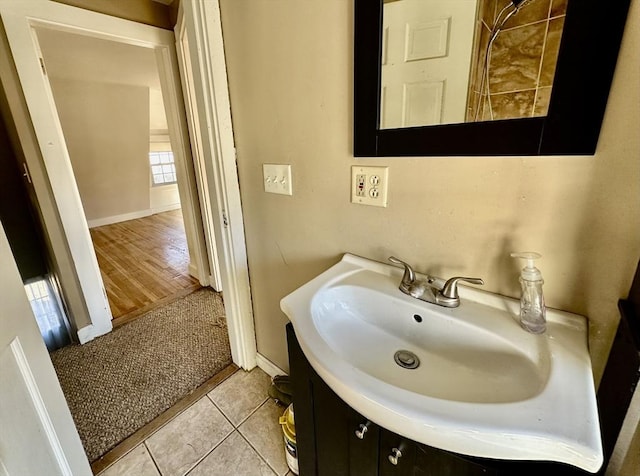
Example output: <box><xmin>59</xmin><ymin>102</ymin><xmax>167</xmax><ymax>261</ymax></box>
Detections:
<box><xmin>35</xmin><ymin>27</ymin><xmax>205</xmax><ymax>324</ymax></box>
<box><xmin>1</xmin><ymin>0</ymin><xmax>257</xmax><ymax>368</ymax></box>
<box><xmin>0</xmin><ymin>1</ymin><xmax>258</xmax><ymax>471</ymax></box>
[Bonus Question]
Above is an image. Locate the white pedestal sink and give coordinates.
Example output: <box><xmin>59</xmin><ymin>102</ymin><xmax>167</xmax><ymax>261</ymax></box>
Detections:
<box><xmin>281</xmin><ymin>253</ymin><xmax>603</xmax><ymax>473</ymax></box>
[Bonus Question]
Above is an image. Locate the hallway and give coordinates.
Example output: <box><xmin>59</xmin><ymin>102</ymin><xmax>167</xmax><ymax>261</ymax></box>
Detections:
<box><xmin>50</xmin><ymin>287</ymin><xmax>233</xmax><ymax>463</ymax></box>
<box><xmin>89</xmin><ymin>210</ymin><xmax>200</xmax><ymax>320</ymax></box>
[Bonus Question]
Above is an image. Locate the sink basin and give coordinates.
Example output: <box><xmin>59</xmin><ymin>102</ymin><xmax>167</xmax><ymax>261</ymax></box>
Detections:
<box><xmin>281</xmin><ymin>253</ymin><xmax>603</xmax><ymax>473</ymax></box>
<box><xmin>313</xmin><ymin>281</ymin><xmax>550</xmax><ymax>404</ymax></box>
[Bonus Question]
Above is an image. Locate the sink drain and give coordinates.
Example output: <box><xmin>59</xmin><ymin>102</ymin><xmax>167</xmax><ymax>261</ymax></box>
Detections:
<box><xmin>394</xmin><ymin>350</ymin><xmax>420</xmax><ymax>369</ymax></box>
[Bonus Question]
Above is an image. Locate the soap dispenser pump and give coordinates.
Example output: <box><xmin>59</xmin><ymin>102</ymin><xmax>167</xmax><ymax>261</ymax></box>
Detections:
<box><xmin>511</xmin><ymin>252</ymin><xmax>546</xmax><ymax>334</ymax></box>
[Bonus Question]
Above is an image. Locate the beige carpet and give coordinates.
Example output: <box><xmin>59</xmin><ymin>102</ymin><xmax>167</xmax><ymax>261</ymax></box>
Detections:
<box><xmin>50</xmin><ymin>288</ymin><xmax>232</xmax><ymax>462</ymax></box>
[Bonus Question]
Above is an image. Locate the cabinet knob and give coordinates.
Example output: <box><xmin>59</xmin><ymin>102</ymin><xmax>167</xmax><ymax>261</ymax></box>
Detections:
<box><xmin>355</xmin><ymin>421</ymin><xmax>370</xmax><ymax>439</ymax></box>
<box><xmin>388</xmin><ymin>447</ymin><xmax>403</xmax><ymax>465</ymax></box>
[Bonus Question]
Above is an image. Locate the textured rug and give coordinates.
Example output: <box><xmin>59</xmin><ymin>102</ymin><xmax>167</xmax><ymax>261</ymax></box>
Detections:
<box><xmin>50</xmin><ymin>288</ymin><xmax>232</xmax><ymax>462</ymax></box>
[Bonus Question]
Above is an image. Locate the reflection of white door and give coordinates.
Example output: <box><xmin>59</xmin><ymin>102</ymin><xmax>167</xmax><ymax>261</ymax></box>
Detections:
<box><xmin>0</xmin><ymin>225</ymin><xmax>91</xmax><ymax>475</ymax></box>
<box><xmin>381</xmin><ymin>0</ymin><xmax>478</xmax><ymax>129</ymax></box>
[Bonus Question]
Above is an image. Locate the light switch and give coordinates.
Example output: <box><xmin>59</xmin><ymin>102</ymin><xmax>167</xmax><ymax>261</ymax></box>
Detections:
<box><xmin>351</xmin><ymin>166</ymin><xmax>388</xmax><ymax>207</ymax></box>
<box><xmin>263</xmin><ymin>164</ymin><xmax>292</xmax><ymax>196</ymax></box>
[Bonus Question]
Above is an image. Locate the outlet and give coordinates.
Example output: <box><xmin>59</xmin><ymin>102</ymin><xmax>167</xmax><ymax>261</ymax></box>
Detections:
<box><xmin>263</xmin><ymin>164</ymin><xmax>292</xmax><ymax>195</ymax></box>
<box><xmin>356</xmin><ymin>174</ymin><xmax>366</xmax><ymax>197</ymax></box>
<box><xmin>351</xmin><ymin>166</ymin><xmax>388</xmax><ymax>207</ymax></box>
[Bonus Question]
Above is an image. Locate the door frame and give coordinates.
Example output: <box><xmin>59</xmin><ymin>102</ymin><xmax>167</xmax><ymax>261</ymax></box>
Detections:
<box><xmin>0</xmin><ymin>0</ymin><xmax>257</xmax><ymax>369</ymax></box>
<box><xmin>175</xmin><ymin>0</ymin><xmax>257</xmax><ymax>369</ymax></box>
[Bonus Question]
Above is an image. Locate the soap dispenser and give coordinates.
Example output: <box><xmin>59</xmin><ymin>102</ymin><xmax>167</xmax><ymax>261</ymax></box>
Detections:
<box><xmin>510</xmin><ymin>252</ymin><xmax>546</xmax><ymax>334</ymax></box>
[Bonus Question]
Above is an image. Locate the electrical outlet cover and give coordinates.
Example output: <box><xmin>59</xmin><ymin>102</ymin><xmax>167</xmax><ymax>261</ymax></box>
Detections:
<box><xmin>351</xmin><ymin>166</ymin><xmax>388</xmax><ymax>207</ymax></box>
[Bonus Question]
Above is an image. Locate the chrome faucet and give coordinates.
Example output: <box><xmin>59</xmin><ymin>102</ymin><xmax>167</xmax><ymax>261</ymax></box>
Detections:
<box><xmin>388</xmin><ymin>256</ymin><xmax>484</xmax><ymax>308</ymax></box>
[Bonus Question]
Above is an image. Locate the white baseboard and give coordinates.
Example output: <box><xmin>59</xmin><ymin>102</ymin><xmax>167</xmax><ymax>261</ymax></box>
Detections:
<box><xmin>76</xmin><ymin>319</ymin><xmax>112</xmax><ymax>344</ymax></box>
<box><xmin>76</xmin><ymin>324</ymin><xmax>95</xmax><ymax>344</ymax></box>
<box><xmin>151</xmin><ymin>203</ymin><xmax>181</xmax><ymax>214</ymax></box>
<box><xmin>87</xmin><ymin>205</ymin><xmax>181</xmax><ymax>228</ymax></box>
<box><xmin>188</xmin><ymin>262</ymin><xmax>201</xmax><ymax>281</ymax></box>
<box><xmin>256</xmin><ymin>353</ymin><xmax>287</xmax><ymax>377</ymax></box>
<box><xmin>87</xmin><ymin>210</ymin><xmax>152</xmax><ymax>228</ymax></box>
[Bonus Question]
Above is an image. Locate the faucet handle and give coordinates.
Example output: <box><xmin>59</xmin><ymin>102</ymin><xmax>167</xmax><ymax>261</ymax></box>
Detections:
<box><xmin>441</xmin><ymin>276</ymin><xmax>484</xmax><ymax>299</ymax></box>
<box><xmin>388</xmin><ymin>256</ymin><xmax>415</xmax><ymax>286</ymax></box>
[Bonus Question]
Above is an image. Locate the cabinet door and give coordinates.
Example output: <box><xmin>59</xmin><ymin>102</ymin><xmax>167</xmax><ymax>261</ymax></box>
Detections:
<box><xmin>379</xmin><ymin>430</ymin><xmax>499</xmax><ymax>476</ymax></box>
<box><xmin>379</xmin><ymin>429</ymin><xmax>417</xmax><ymax>476</ymax></box>
<box><xmin>413</xmin><ymin>444</ymin><xmax>495</xmax><ymax>476</ymax></box>
<box><xmin>347</xmin><ymin>404</ymin><xmax>379</xmax><ymax>475</ymax></box>
<box><xmin>313</xmin><ymin>372</ymin><xmax>379</xmax><ymax>476</ymax></box>
<box><xmin>288</xmin><ymin>323</ymin><xmax>378</xmax><ymax>476</ymax></box>
<box><xmin>287</xmin><ymin>324</ymin><xmax>318</xmax><ymax>476</ymax></box>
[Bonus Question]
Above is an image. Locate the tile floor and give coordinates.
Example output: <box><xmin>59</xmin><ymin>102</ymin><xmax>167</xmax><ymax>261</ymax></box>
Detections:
<box><xmin>97</xmin><ymin>368</ymin><xmax>294</xmax><ymax>476</ymax></box>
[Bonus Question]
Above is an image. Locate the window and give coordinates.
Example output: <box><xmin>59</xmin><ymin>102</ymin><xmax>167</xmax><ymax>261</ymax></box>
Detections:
<box><xmin>149</xmin><ymin>151</ymin><xmax>177</xmax><ymax>186</ymax></box>
<box><xmin>24</xmin><ymin>277</ymin><xmax>70</xmax><ymax>351</ymax></box>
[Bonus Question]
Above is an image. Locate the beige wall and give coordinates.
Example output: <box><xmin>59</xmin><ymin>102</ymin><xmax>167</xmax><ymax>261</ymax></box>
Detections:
<box><xmin>219</xmin><ymin>0</ymin><xmax>640</xmax><ymax>381</ymax></box>
<box><xmin>150</xmin><ymin>88</ymin><xmax>168</xmax><ymax>131</ymax></box>
<box><xmin>50</xmin><ymin>78</ymin><xmax>150</xmax><ymax>222</ymax></box>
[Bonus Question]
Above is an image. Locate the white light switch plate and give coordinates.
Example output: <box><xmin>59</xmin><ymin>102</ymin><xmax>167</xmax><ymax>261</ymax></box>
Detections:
<box><xmin>351</xmin><ymin>166</ymin><xmax>388</xmax><ymax>207</ymax></box>
<box><xmin>263</xmin><ymin>164</ymin><xmax>292</xmax><ymax>195</ymax></box>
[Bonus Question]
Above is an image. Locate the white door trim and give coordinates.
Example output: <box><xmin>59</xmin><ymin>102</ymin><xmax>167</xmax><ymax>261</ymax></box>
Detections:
<box><xmin>153</xmin><ymin>41</ymin><xmax>214</xmax><ymax>290</ymax></box>
<box><xmin>172</xmin><ymin>18</ymin><xmax>224</xmax><ymax>292</ymax></box>
<box><xmin>176</xmin><ymin>0</ymin><xmax>257</xmax><ymax>369</ymax></box>
<box><xmin>0</xmin><ymin>2</ymin><xmax>213</xmax><ymax>342</ymax></box>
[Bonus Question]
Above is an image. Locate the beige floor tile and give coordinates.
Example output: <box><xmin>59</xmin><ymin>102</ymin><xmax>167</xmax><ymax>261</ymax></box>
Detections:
<box><xmin>188</xmin><ymin>431</ymin><xmax>276</xmax><ymax>476</ymax></box>
<box><xmin>146</xmin><ymin>397</ymin><xmax>233</xmax><ymax>476</ymax></box>
<box><xmin>98</xmin><ymin>444</ymin><xmax>160</xmax><ymax>476</ymax></box>
<box><xmin>238</xmin><ymin>400</ymin><xmax>289</xmax><ymax>476</ymax></box>
<box><xmin>208</xmin><ymin>368</ymin><xmax>271</xmax><ymax>425</ymax></box>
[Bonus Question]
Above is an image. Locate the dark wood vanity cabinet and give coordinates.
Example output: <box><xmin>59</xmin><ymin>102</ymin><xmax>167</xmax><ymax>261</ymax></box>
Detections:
<box><xmin>376</xmin><ymin>429</ymin><xmax>490</xmax><ymax>476</ymax></box>
<box><xmin>286</xmin><ymin>323</ymin><xmax>588</xmax><ymax>476</ymax></box>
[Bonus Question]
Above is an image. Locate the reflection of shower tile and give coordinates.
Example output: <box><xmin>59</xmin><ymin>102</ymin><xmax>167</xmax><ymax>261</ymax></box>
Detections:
<box><xmin>480</xmin><ymin>0</ymin><xmax>492</xmax><ymax>25</ymax></box>
<box><xmin>489</xmin><ymin>90</ymin><xmax>536</xmax><ymax>119</ymax></box>
<box><xmin>504</xmin><ymin>0</ymin><xmax>551</xmax><ymax>29</ymax></box>
<box><xmin>489</xmin><ymin>22</ymin><xmax>545</xmax><ymax>93</ymax></box>
<box><xmin>467</xmin><ymin>91</ymin><xmax>485</xmax><ymax>122</ymax></box>
<box><xmin>478</xmin><ymin>96</ymin><xmax>487</xmax><ymax>121</ymax></box>
<box><xmin>484</xmin><ymin>0</ymin><xmax>505</xmax><ymax>26</ymax></box>
<box><xmin>478</xmin><ymin>94</ymin><xmax>496</xmax><ymax>121</ymax></box>
<box><xmin>540</xmin><ymin>16</ymin><xmax>565</xmax><ymax>87</ymax></box>
<box><xmin>550</xmin><ymin>0</ymin><xmax>568</xmax><ymax>17</ymax></box>
<box><xmin>534</xmin><ymin>87</ymin><xmax>552</xmax><ymax>116</ymax></box>
<box><xmin>496</xmin><ymin>0</ymin><xmax>512</xmax><ymax>20</ymax></box>
<box><xmin>469</xmin><ymin>20</ymin><xmax>483</xmax><ymax>93</ymax></box>
<box><xmin>473</xmin><ymin>23</ymin><xmax>492</xmax><ymax>93</ymax></box>
<box><xmin>467</xmin><ymin>90</ymin><xmax>477</xmax><ymax>122</ymax></box>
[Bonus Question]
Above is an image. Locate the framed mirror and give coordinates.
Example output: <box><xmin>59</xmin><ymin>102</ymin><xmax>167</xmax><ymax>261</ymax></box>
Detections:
<box><xmin>354</xmin><ymin>0</ymin><xmax>631</xmax><ymax>157</ymax></box>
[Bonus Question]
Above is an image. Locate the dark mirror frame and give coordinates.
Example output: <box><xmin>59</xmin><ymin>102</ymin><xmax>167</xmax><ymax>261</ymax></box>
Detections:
<box><xmin>354</xmin><ymin>0</ymin><xmax>631</xmax><ymax>157</ymax></box>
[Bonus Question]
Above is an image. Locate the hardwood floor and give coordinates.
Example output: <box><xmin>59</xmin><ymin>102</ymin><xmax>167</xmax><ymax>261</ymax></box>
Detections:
<box><xmin>90</xmin><ymin>210</ymin><xmax>200</xmax><ymax>320</ymax></box>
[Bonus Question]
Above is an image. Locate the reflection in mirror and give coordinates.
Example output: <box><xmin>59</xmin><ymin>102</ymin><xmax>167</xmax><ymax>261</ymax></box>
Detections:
<box><xmin>380</xmin><ymin>0</ymin><xmax>567</xmax><ymax>129</ymax></box>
